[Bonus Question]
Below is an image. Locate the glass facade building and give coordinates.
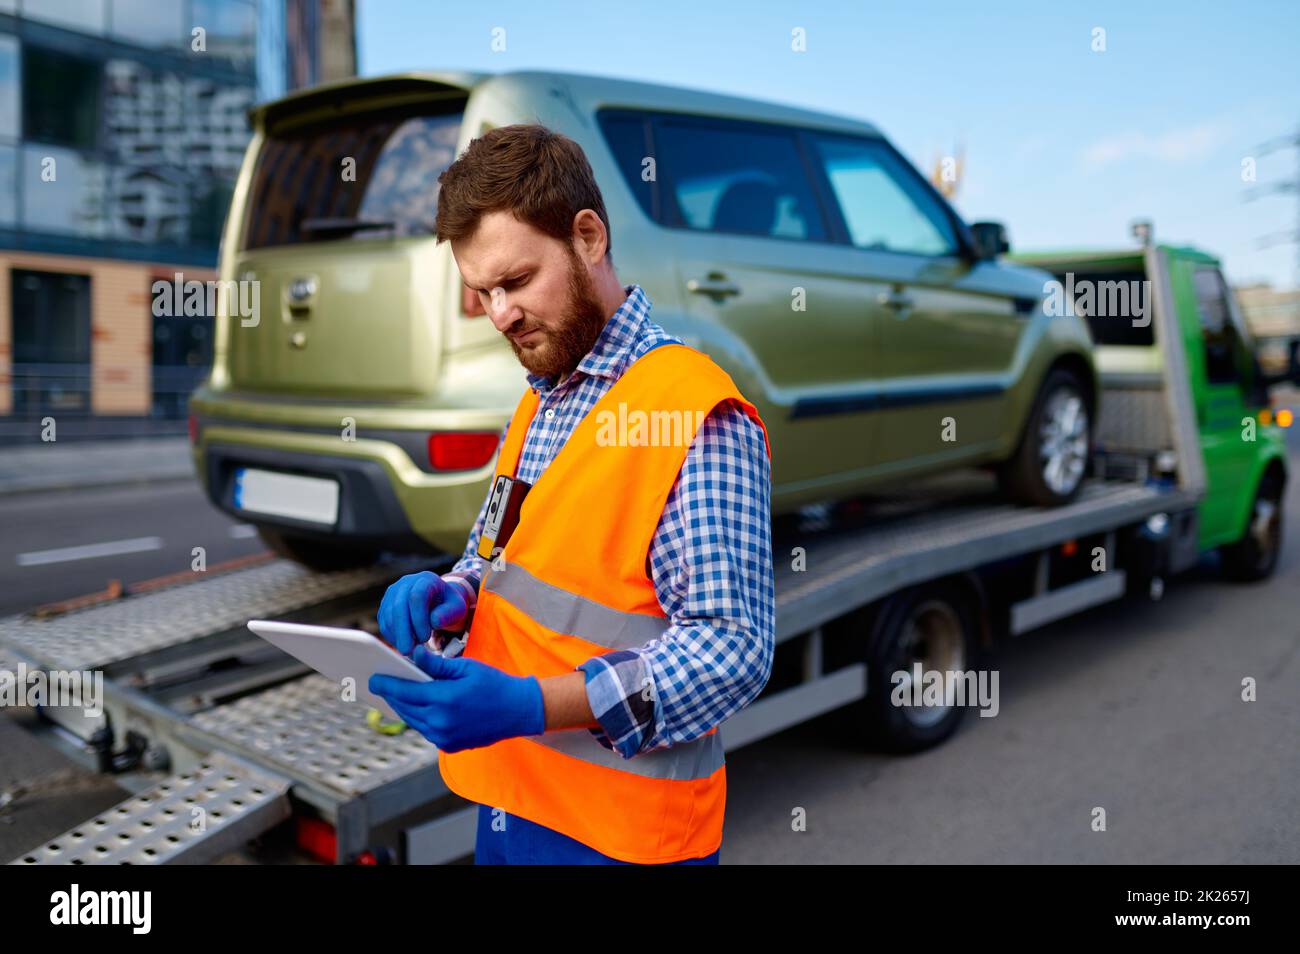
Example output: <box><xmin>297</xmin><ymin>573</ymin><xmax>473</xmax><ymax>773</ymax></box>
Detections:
<box><xmin>0</xmin><ymin>0</ymin><xmax>354</xmax><ymax>431</ymax></box>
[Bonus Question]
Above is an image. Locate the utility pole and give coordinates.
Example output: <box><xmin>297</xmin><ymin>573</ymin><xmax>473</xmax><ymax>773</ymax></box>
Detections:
<box><xmin>1245</xmin><ymin>125</ymin><xmax>1300</xmax><ymax>287</ymax></box>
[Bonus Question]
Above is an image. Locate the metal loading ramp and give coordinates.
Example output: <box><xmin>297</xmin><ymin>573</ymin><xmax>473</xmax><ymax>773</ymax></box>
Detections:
<box><xmin>10</xmin><ymin>753</ymin><xmax>292</xmax><ymax>865</ymax></box>
<box><xmin>0</xmin><ymin>554</ymin><xmax>451</xmax><ymax>865</ymax></box>
<box><xmin>190</xmin><ymin>674</ymin><xmax>439</xmax><ymax>797</ymax></box>
<box><xmin>0</xmin><ymin>556</ymin><xmax>435</xmax><ymax>672</ymax></box>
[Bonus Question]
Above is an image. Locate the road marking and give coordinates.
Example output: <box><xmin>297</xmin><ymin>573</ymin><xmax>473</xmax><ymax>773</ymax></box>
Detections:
<box><xmin>17</xmin><ymin>536</ymin><xmax>164</xmax><ymax>567</ymax></box>
<box><xmin>229</xmin><ymin>524</ymin><xmax>259</xmax><ymax>539</ymax></box>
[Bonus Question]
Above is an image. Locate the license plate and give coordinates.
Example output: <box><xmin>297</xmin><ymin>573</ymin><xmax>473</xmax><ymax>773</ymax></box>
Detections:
<box><xmin>234</xmin><ymin>468</ymin><xmax>340</xmax><ymax>525</ymax></box>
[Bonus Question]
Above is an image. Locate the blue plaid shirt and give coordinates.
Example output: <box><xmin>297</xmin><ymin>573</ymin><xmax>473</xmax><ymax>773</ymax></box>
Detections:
<box><xmin>443</xmin><ymin>284</ymin><xmax>774</xmax><ymax>758</ymax></box>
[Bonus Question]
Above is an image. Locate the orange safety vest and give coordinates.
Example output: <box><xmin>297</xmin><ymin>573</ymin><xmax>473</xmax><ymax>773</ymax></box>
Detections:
<box><xmin>438</xmin><ymin>342</ymin><xmax>771</xmax><ymax>863</ymax></box>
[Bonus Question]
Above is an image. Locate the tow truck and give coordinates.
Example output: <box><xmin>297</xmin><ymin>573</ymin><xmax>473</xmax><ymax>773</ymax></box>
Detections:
<box><xmin>4</xmin><ymin>238</ymin><xmax>1294</xmax><ymax>864</ymax></box>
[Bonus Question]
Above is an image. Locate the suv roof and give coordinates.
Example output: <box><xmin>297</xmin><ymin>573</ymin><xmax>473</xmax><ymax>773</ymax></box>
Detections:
<box><xmin>251</xmin><ymin>68</ymin><xmax>883</xmax><ymax>139</ymax></box>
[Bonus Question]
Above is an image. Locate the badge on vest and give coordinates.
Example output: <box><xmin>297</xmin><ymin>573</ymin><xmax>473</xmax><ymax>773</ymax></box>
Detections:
<box><xmin>477</xmin><ymin>474</ymin><xmax>532</xmax><ymax>560</ymax></box>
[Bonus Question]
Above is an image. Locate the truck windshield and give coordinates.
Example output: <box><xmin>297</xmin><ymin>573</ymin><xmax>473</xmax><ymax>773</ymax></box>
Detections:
<box><xmin>242</xmin><ymin>105</ymin><xmax>461</xmax><ymax>250</ymax></box>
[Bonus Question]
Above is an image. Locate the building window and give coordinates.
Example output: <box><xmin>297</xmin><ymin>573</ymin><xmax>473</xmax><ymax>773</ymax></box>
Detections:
<box><xmin>151</xmin><ymin>273</ymin><xmax>213</xmax><ymax>418</ymax></box>
<box><xmin>0</xmin><ymin>33</ymin><xmax>18</xmax><ymax>141</ymax></box>
<box><xmin>191</xmin><ymin>0</ymin><xmax>257</xmax><ymax>72</ymax></box>
<box><xmin>21</xmin><ymin>145</ymin><xmax>108</xmax><ymax>236</ymax></box>
<box><xmin>23</xmin><ymin>46</ymin><xmax>103</xmax><ymax>152</ymax></box>
<box><xmin>0</xmin><ymin>144</ymin><xmax>15</xmax><ymax>226</ymax></box>
<box><xmin>109</xmin><ymin>0</ymin><xmax>187</xmax><ymax>48</ymax></box>
<box><xmin>13</xmin><ymin>47</ymin><xmax>251</xmax><ymax>251</ymax></box>
<box><xmin>22</xmin><ymin>0</ymin><xmax>108</xmax><ymax>36</ymax></box>
<box><xmin>10</xmin><ymin>269</ymin><xmax>93</xmax><ymax>417</ymax></box>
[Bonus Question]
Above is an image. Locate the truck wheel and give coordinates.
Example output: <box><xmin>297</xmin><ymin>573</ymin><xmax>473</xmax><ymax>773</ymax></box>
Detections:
<box><xmin>257</xmin><ymin>527</ymin><xmax>378</xmax><ymax>572</ymax></box>
<box><xmin>999</xmin><ymin>369</ymin><xmax>1091</xmax><ymax>507</ymax></box>
<box><xmin>1219</xmin><ymin>472</ymin><xmax>1284</xmax><ymax>582</ymax></box>
<box><xmin>850</xmin><ymin>583</ymin><xmax>978</xmax><ymax>753</ymax></box>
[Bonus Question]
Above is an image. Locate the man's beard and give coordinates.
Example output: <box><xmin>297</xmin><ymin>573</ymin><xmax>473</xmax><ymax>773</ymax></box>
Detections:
<box><xmin>507</xmin><ymin>249</ymin><xmax>608</xmax><ymax>381</ymax></box>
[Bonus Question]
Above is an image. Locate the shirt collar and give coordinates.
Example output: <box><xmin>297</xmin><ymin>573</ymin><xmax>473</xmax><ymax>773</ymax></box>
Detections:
<box><xmin>526</xmin><ymin>284</ymin><xmax>653</xmax><ymax>393</ymax></box>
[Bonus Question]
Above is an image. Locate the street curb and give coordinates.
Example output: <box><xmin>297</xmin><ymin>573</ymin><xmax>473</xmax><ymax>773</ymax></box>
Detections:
<box><xmin>0</xmin><ymin>470</ymin><xmax>196</xmax><ymax>497</ymax></box>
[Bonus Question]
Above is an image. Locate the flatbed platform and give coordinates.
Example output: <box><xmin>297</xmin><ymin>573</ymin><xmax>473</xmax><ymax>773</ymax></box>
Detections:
<box><xmin>773</xmin><ymin>473</ymin><xmax>1195</xmax><ymax>640</ymax></box>
<box><xmin>0</xmin><ymin>473</ymin><xmax>1199</xmax><ymax>864</ymax></box>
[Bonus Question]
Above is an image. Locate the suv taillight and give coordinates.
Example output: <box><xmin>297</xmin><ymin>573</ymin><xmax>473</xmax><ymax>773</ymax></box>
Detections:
<box><xmin>428</xmin><ymin>432</ymin><xmax>499</xmax><ymax>471</ymax></box>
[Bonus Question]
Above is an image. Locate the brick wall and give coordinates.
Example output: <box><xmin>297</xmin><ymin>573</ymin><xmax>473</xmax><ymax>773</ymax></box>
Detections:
<box><xmin>0</xmin><ymin>251</ymin><xmax>215</xmax><ymax>417</ymax></box>
<box><xmin>90</xmin><ymin>259</ymin><xmax>151</xmax><ymax>414</ymax></box>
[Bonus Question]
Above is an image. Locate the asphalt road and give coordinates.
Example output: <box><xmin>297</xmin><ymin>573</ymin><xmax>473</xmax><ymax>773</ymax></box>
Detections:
<box><xmin>1</xmin><ymin>433</ymin><xmax>1297</xmax><ymax>864</ymax></box>
<box><xmin>0</xmin><ymin>481</ymin><xmax>266</xmax><ymax>617</ymax></box>
<box><xmin>722</xmin><ymin>427</ymin><xmax>1300</xmax><ymax>863</ymax></box>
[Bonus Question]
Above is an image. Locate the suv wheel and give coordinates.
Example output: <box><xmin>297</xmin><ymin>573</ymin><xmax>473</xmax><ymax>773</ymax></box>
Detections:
<box><xmin>1000</xmin><ymin>369</ymin><xmax>1091</xmax><ymax>506</ymax></box>
<box><xmin>257</xmin><ymin>527</ymin><xmax>378</xmax><ymax>572</ymax></box>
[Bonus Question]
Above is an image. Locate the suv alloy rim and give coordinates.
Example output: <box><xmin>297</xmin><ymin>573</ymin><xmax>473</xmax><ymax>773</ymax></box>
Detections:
<box><xmin>1039</xmin><ymin>387</ymin><xmax>1089</xmax><ymax>497</ymax></box>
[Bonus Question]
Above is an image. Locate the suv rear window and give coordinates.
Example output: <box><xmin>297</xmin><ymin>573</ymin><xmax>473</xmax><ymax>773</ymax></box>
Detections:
<box><xmin>243</xmin><ymin>105</ymin><xmax>461</xmax><ymax>249</ymax></box>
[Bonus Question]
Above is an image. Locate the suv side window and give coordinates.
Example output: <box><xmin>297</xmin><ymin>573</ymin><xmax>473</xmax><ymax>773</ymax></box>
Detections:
<box><xmin>808</xmin><ymin>134</ymin><xmax>958</xmax><ymax>256</ymax></box>
<box><xmin>1192</xmin><ymin>266</ymin><xmax>1246</xmax><ymax>385</ymax></box>
<box><xmin>653</xmin><ymin>118</ymin><xmax>827</xmax><ymax>241</ymax></box>
<box><xmin>598</xmin><ymin>112</ymin><xmax>657</xmax><ymax>221</ymax></box>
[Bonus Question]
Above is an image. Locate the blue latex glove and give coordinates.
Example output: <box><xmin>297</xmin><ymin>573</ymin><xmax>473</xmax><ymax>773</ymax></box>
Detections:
<box><xmin>368</xmin><ymin>645</ymin><xmax>545</xmax><ymax>752</ymax></box>
<box><xmin>377</xmin><ymin>571</ymin><xmax>469</xmax><ymax>656</ymax></box>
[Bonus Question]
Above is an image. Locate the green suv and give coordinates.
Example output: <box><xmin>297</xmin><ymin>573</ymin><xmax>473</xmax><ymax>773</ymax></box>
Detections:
<box><xmin>189</xmin><ymin>70</ymin><xmax>1097</xmax><ymax>568</ymax></box>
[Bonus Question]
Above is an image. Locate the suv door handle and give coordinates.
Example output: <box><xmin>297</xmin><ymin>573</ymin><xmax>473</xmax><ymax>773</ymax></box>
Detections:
<box><xmin>878</xmin><ymin>289</ymin><xmax>914</xmax><ymax>317</ymax></box>
<box><xmin>687</xmin><ymin>274</ymin><xmax>741</xmax><ymax>300</ymax></box>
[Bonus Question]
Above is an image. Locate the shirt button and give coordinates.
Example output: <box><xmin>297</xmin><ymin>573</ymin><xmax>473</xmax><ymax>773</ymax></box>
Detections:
<box><xmin>544</xmin><ymin>408</ymin><xmax>555</xmax><ymax>420</ymax></box>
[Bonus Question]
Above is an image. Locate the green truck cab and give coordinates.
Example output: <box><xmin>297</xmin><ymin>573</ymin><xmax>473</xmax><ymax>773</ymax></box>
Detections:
<box><xmin>1015</xmin><ymin>241</ymin><xmax>1297</xmax><ymax>580</ymax></box>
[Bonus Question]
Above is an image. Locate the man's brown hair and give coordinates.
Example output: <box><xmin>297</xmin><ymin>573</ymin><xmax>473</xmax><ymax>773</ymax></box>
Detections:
<box><xmin>434</xmin><ymin>123</ymin><xmax>612</xmax><ymax>258</ymax></box>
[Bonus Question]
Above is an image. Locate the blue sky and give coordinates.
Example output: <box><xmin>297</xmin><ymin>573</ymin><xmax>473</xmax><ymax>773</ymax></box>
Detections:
<box><xmin>358</xmin><ymin>0</ymin><xmax>1300</xmax><ymax>288</ymax></box>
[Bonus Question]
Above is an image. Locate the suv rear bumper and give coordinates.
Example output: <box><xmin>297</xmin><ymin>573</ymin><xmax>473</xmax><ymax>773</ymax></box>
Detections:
<box><xmin>202</xmin><ymin>442</ymin><xmax>438</xmax><ymax>553</ymax></box>
<box><xmin>192</xmin><ymin>423</ymin><xmax>494</xmax><ymax>556</ymax></box>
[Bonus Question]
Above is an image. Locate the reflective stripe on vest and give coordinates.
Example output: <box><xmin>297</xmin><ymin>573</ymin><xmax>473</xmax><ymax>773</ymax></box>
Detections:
<box><xmin>480</xmin><ymin>559</ymin><xmax>723</xmax><ymax>780</ymax></box>
<box><xmin>524</xmin><ymin>725</ymin><xmax>724</xmax><ymax>781</ymax></box>
<box><xmin>481</xmin><ymin>560</ymin><xmax>669</xmax><ymax>651</ymax></box>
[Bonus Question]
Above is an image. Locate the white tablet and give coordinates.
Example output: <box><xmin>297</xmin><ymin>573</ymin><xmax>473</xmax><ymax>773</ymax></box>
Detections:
<box><xmin>247</xmin><ymin>619</ymin><xmax>432</xmax><ymax>722</ymax></box>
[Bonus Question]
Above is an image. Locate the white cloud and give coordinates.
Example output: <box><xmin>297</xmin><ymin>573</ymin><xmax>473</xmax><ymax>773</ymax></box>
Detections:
<box><xmin>1081</xmin><ymin>122</ymin><xmax>1230</xmax><ymax>167</ymax></box>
